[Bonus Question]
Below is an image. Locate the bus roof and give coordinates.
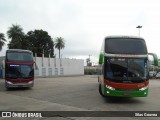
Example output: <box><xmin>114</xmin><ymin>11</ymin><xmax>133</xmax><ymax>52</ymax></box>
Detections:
<box><xmin>105</xmin><ymin>35</ymin><xmax>144</xmax><ymax>40</ymax></box>
<box><xmin>6</xmin><ymin>49</ymin><xmax>32</xmax><ymax>54</ymax></box>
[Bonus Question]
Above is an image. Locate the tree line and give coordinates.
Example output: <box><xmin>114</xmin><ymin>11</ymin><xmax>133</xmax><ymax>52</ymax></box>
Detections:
<box><xmin>0</xmin><ymin>24</ymin><xmax>65</xmax><ymax>58</ymax></box>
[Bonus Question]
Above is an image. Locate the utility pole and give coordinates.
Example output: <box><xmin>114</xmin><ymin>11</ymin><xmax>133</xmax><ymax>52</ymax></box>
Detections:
<box><xmin>89</xmin><ymin>55</ymin><xmax>91</xmax><ymax>61</ymax></box>
<box><xmin>88</xmin><ymin>55</ymin><xmax>92</xmax><ymax>66</ymax></box>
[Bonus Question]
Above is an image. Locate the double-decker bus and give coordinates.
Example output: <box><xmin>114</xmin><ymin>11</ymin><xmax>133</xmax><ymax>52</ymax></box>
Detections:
<box><xmin>4</xmin><ymin>49</ymin><xmax>35</xmax><ymax>88</ymax></box>
<box><xmin>98</xmin><ymin>36</ymin><xmax>156</xmax><ymax>97</ymax></box>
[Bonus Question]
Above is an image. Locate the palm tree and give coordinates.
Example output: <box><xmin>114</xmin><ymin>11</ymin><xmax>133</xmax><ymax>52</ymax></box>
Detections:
<box><xmin>55</xmin><ymin>37</ymin><xmax>65</xmax><ymax>58</ymax></box>
<box><xmin>7</xmin><ymin>24</ymin><xmax>24</xmax><ymax>49</ymax></box>
<box><xmin>0</xmin><ymin>33</ymin><xmax>6</xmax><ymax>51</ymax></box>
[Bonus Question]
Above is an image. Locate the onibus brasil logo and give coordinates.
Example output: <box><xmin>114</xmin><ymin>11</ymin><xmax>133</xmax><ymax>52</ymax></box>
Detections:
<box><xmin>1</xmin><ymin>112</ymin><xmax>42</xmax><ymax>118</ymax></box>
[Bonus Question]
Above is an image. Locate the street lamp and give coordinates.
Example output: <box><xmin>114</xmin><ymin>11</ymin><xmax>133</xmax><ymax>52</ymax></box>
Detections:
<box><xmin>136</xmin><ymin>25</ymin><xmax>142</xmax><ymax>37</ymax></box>
<box><xmin>89</xmin><ymin>55</ymin><xmax>92</xmax><ymax>61</ymax></box>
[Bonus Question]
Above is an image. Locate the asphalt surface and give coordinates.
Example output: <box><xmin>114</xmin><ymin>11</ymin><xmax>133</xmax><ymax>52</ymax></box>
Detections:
<box><xmin>0</xmin><ymin>76</ymin><xmax>160</xmax><ymax>120</ymax></box>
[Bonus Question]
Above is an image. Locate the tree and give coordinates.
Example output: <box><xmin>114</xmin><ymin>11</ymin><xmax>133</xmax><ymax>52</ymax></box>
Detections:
<box><xmin>26</xmin><ymin>30</ymin><xmax>54</xmax><ymax>57</ymax></box>
<box><xmin>6</xmin><ymin>24</ymin><xmax>54</xmax><ymax>57</ymax></box>
<box><xmin>0</xmin><ymin>33</ymin><xmax>6</xmax><ymax>51</ymax></box>
<box><xmin>55</xmin><ymin>37</ymin><xmax>65</xmax><ymax>58</ymax></box>
<box><xmin>7</xmin><ymin>24</ymin><xmax>25</xmax><ymax>49</ymax></box>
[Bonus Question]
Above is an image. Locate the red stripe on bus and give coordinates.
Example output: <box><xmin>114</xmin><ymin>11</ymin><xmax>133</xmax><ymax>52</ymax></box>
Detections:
<box><xmin>104</xmin><ymin>79</ymin><xmax>149</xmax><ymax>89</ymax></box>
<box><xmin>6</xmin><ymin>61</ymin><xmax>34</xmax><ymax>65</ymax></box>
<box><xmin>5</xmin><ymin>77</ymin><xmax>34</xmax><ymax>83</ymax></box>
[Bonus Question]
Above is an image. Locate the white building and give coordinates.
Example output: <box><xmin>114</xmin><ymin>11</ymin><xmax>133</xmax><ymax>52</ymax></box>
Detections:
<box><xmin>34</xmin><ymin>57</ymin><xmax>84</xmax><ymax>77</ymax></box>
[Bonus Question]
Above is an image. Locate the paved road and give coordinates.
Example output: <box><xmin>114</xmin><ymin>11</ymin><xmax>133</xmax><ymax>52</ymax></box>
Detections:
<box><xmin>0</xmin><ymin>76</ymin><xmax>160</xmax><ymax>120</ymax></box>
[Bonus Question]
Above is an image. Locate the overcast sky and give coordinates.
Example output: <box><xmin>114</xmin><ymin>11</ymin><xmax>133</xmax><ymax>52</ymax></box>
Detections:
<box><xmin>0</xmin><ymin>0</ymin><xmax>160</xmax><ymax>64</ymax></box>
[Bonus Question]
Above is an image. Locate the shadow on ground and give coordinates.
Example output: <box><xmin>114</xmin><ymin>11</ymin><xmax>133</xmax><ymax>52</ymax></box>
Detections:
<box><xmin>103</xmin><ymin>96</ymin><xmax>144</xmax><ymax>104</ymax></box>
<box><xmin>6</xmin><ymin>87</ymin><xmax>32</xmax><ymax>91</ymax></box>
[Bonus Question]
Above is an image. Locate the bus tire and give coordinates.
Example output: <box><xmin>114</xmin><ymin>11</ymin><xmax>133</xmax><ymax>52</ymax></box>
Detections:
<box><xmin>5</xmin><ymin>85</ymin><xmax>10</xmax><ymax>90</ymax></box>
<box><xmin>98</xmin><ymin>76</ymin><xmax>99</xmax><ymax>82</ymax></box>
<box><xmin>99</xmin><ymin>84</ymin><xmax>105</xmax><ymax>97</ymax></box>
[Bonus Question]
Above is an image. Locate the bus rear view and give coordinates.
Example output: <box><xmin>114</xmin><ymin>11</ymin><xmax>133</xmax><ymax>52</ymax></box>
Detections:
<box><xmin>98</xmin><ymin>36</ymin><xmax>149</xmax><ymax>97</ymax></box>
<box><xmin>5</xmin><ymin>49</ymin><xmax>34</xmax><ymax>88</ymax></box>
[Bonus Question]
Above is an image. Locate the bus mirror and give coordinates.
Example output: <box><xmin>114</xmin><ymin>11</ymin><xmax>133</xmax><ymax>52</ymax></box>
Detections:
<box><xmin>34</xmin><ymin>62</ymin><xmax>38</xmax><ymax>70</ymax></box>
<box><xmin>99</xmin><ymin>53</ymin><xmax>104</xmax><ymax>64</ymax></box>
<box><xmin>148</xmin><ymin>53</ymin><xmax>159</xmax><ymax>66</ymax></box>
<box><xmin>2</xmin><ymin>60</ymin><xmax>5</xmax><ymax>69</ymax></box>
<box><xmin>153</xmin><ymin>54</ymin><xmax>158</xmax><ymax>66</ymax></box>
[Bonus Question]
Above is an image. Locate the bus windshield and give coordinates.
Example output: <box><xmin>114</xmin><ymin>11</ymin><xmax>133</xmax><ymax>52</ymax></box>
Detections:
<box><xmin>104</xmin><ymin>57</ymin><xmax>148</xmax><ymax>82</ymax></box>
<box><xmin>5</xmin><ymin>64</ymin><xmax>34</xmax><ymax>79</ymax></box>
<box><xmin>6</xmin><ymin>52</ymin><xmax>33</xmax><ymax>62</ymax></box>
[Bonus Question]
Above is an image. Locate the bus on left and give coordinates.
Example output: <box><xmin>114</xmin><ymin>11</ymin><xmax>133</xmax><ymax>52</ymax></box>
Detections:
<box><xmin>3</xmin><ymin>49</ymin><xmax>35</xmax><ymax>88</ymax></box>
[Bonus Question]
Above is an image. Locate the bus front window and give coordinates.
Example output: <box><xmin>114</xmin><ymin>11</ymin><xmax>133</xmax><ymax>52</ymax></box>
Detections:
<box><xmin>105</xmin><ymin>58</ymin><xmax>128</xmax><ymax>80</ymax></box>
<box><xmin>105</xmin><ymin>58</ymin><xmax>148</xmax><ymax>82</ymax></box>
<box><xmin>5</xmin><ymin>64</ymin><xmax>34</xmax><ymax>79</ymax></box>
<box><xmin>6</xmin><ymin>52</ymin><xmax>33</xmax><ymax>62</ymax></box>
<box><xmin>128</xmin><ymin>59</ymin><xmax>148</xmax><ymax>80</ymax></box>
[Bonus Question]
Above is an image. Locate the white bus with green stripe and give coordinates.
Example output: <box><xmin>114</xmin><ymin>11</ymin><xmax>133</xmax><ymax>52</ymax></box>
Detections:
<box><xmin>98</xmin><ymin>36</ymin><xmax>158</xmax><ymax>97</ymax></box>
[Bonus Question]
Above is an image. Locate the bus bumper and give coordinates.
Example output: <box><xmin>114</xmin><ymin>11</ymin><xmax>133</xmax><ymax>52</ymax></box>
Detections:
<box><xmin>103</xmin><ymin>85</ymin><xmax>148</xmax><ymax>97</ymax></box>
<box><xmin>5</xmin><ymin>81</ymin><xmax>34</xmax><ymax>88</ymax></box>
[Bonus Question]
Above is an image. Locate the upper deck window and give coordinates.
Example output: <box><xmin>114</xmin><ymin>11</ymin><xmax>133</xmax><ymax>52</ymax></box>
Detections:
<box><xmin>6</xmin><ymin>51</ymin><xmax>33</xmax><ymax>62</ymax></box>
<box><xmin>105</xmin><ymin>38</ymin><xmax>147</xmax><ymax>54</ymax></box>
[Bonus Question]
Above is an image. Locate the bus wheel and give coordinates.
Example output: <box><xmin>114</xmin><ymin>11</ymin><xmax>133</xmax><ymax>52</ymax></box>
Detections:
<box><xmin>98</xmin><ymin>76</ymin><xmax>99</xmax><ymax>82</ymax></box>
<box><xmin>5</xmin><ymin>83</ymin><xmax>10</xmax><ymax>90</ymax></box>
<box><xmin>5</xmin><ymin>86</ymin><xmax>10</xmax><ymax>90</ymax></box>
<box><xmin>99</xmin><ymin>84</ymin><xmax>104</xmax><ymax>97</ymax></box>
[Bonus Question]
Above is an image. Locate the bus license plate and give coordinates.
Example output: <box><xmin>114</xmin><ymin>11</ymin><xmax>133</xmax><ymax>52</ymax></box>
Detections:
<box><xmin>123</xmin><ymin>92</ymin><xmax>131</xmax><ymax>96</ymax></box>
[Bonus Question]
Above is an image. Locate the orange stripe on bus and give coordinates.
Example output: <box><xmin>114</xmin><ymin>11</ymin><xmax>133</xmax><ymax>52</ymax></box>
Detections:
<box><xmin>104</xmin><ymin>79</ymin><xmax>149</xmax><ymax>89</ymax></box>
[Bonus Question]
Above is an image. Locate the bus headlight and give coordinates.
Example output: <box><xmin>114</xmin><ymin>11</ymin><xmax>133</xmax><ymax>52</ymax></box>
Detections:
<box><xmin>139</xmin><ymin>86</ymin><xmax>148</xmax><ymax>91</ymax></box>
<box><xmin>6</xmin><ymin>81</ymin><xmax>13</xmax><ymax>84</ymax></box>
<box><xmin>28</xmin><ymin>81</ymin><xmax>33</xmax><ymax>84</ymax></box>
<box><xmin>106</xmin><ymin>85</ymin><xmax>115</xmax><ymax>90</ymax></box>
